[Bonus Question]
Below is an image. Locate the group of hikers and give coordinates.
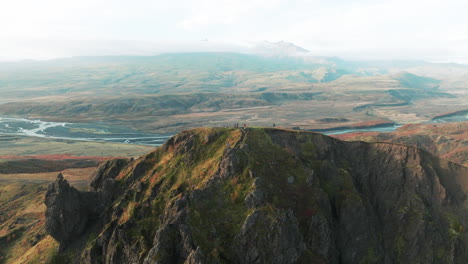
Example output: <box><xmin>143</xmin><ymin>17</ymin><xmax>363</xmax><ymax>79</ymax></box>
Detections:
<box><xmin>233</xmin><ymin>123</ymin><xmax>247</xmax><ymax>129</ymax></box>
<box><xmin>232</xmin><ymin>123</ymin><xmax>277</xmax><ymax>129</ymax></box>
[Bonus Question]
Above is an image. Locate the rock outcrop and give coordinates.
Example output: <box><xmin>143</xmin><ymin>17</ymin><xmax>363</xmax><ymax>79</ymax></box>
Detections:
<box><xmin>45</xmin><ymin>128</ymin><xmax>468</xmax><ymax>263</ymax></box>
<box><xmin>233</xmin><ymin>208</ymin><xmax>305</xmax><ymax>264</ymax></box>
<box><xmin>45</xmin><ymin>173</ymin><xmax>96</xmax><ymax>248</ymax></box>
<box><xmin>45</xmin><ymin>158</ymin><xmax>130</xmax><ymax>249</ymax></box>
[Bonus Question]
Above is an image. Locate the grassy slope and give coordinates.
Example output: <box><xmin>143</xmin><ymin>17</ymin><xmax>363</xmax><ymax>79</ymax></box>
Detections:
<box><xmin>0</xmin><ymin>183</ymin><xmax>57</xmax><ymax>264</ymax></box>
<box><xmin>0</xmin><ymin>135</ymin><xmax>153</xmax><ymax>157</ymax></box>
<box><xmin>0</xmin><ymin>165</ymin><xmax>98</xmax><ymax>264</ymax></box>
<box><xmin>0</xmin><ymin>135</ymin><xmax>153</xmax><ymax>263</ymax></box>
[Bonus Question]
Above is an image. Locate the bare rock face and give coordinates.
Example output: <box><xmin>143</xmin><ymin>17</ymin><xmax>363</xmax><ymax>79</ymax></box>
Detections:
<box><xmin>143</xmin><ymin>189</ymin><xmax>212</xmax><ymax>264</ymax></box>
<box><xmin>45</xmin><ymin>173</ymin><xmax>94</xmax><ymax>248</ymax></box>
<box><xmin>89</xmin><ymin>158</ymin><xmax>129</xmax><ymax>191</ymax></box>
<box><xmin>233</xmin><ymin>209</ymin><xmax>305</xmax><ymax>264</ymax></box>
<box><xmin>244</xmin><ymin>178</ymin><xmax>265</xmax><ymax>208</ymax></box>
<box><xmin>184</xmin><ymin>247</ymin><xmax>206</xmax><ymax>264</ymax></box>
<box><xmin>45</xmin><ymin>158</ymin><xmax>130</xmax><ymax>249</ymax></box>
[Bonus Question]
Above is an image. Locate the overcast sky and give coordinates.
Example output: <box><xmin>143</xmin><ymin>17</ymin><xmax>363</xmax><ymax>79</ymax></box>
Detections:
<box><xmin>1</xmin><ymin>0</ymin><xmax>467</xmax><ymax>62</ymax></box>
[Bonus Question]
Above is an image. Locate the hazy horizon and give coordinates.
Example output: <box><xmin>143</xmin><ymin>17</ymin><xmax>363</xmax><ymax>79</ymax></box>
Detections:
<box><xmin>1</xmin><ymin>0</ymin><xmax>467</xmax><ymax>63</ymax></box>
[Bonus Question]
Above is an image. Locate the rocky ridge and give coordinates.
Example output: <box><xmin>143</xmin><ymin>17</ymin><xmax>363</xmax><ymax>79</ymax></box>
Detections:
<box><xmin>45</xmin><ymin>127</ymin><xmax>468</xmax><ymax>263</ymax></box>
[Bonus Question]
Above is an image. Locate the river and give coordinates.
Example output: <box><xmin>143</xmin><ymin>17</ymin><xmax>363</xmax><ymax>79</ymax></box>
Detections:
<box><xmin>0</xmin><ymin>114</ymin><xmax>466</xmax><ymax>146</ymax></box>
<box><xmin>0</xmin><ymin>117</ymin><xmax>171</xmax><ymax>146</ymax></box>
<box><xmin>319</xmin><ymin>113</ymin><xmax>467</xmax><ymax>135</ymax></box>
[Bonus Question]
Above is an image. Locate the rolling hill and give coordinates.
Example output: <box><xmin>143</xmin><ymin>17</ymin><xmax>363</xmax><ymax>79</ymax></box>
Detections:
<box><xmin>0</xmin><ymin>52</ymin><xmax>462</xmax><ymax>133</ymax></box>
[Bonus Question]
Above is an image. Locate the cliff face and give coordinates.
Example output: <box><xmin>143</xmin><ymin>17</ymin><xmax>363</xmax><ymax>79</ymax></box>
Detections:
<box><xmin>333</xmin><ymin>121</ymin><xmax>468</xmax><ymax>166</ymax></box>
<box><xmin>45</xmin><ymin>128</ymin><xmax>468</xmax><ymax>264</ymax></box>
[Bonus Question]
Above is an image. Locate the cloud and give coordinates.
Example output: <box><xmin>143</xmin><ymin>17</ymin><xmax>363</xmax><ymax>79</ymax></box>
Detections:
<box><xmin>0</xmin><ymin>0</ymin><xmax>467</xmax><ymax>62</ymax></box>
<box><xmin>256</xmin><ymin>0</ymin><xmax>468</xmax><ymax>60</ymax></box>
<box><xmin>177</xmin><ymin>0</ymin><xmax>285</xmax><ymax>33</ymax></box>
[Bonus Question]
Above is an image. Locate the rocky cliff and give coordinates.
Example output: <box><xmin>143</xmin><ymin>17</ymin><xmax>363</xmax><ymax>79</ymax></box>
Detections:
<box><xmin>333</xmin><ymin>121</ymin><xmax>468</xmax><ymax>166</ymax></box>
<box><xmin>45</xmin><ymin>127</ymin><xmax>468</xmax><ymax>264</ymax></box>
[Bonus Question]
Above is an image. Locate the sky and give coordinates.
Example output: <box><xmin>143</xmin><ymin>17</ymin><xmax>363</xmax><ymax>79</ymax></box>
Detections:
<box><xmin>1</xmin><ymin>0</ymin><xmax>467</xmax><ymax>62</ymax></box>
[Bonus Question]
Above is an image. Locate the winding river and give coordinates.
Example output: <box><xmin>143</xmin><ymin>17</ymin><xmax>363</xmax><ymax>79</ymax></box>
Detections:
<box><xmin>0</xmin><ymin>113</ymin><xmax>466</xmax><ymax>146</ymax></box>
<box><xmin>0</xmin><ymin>117</ymin><xmax>171</xmax><ymax>146</ymax></box>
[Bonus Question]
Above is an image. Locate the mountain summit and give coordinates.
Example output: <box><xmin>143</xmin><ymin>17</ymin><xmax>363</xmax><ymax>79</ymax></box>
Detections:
<box><xmin>45</xmin><ymin>127</ymin><xmax>468</xmax><ymax>263</ymax></box>
<box><xmin>252</xmin><ymin>41</ymin><xmax>310</xmax><ymax>57</ymax></box>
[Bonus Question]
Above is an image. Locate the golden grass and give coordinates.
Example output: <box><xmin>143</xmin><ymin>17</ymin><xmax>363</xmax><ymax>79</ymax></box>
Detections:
<box><xmin>0</xmin><ymin>135</ymin><xmax>153</xmax><ymax>157</ymax></box>
<box><xmin>0</xmin><ymin>167</ymin><xmax>96</xmax><ymax>186</ymax></box>
<box><xmin>10</xmin><ymin>236</ymin><xmax>59</xmax><ymax>264</ymax></box>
